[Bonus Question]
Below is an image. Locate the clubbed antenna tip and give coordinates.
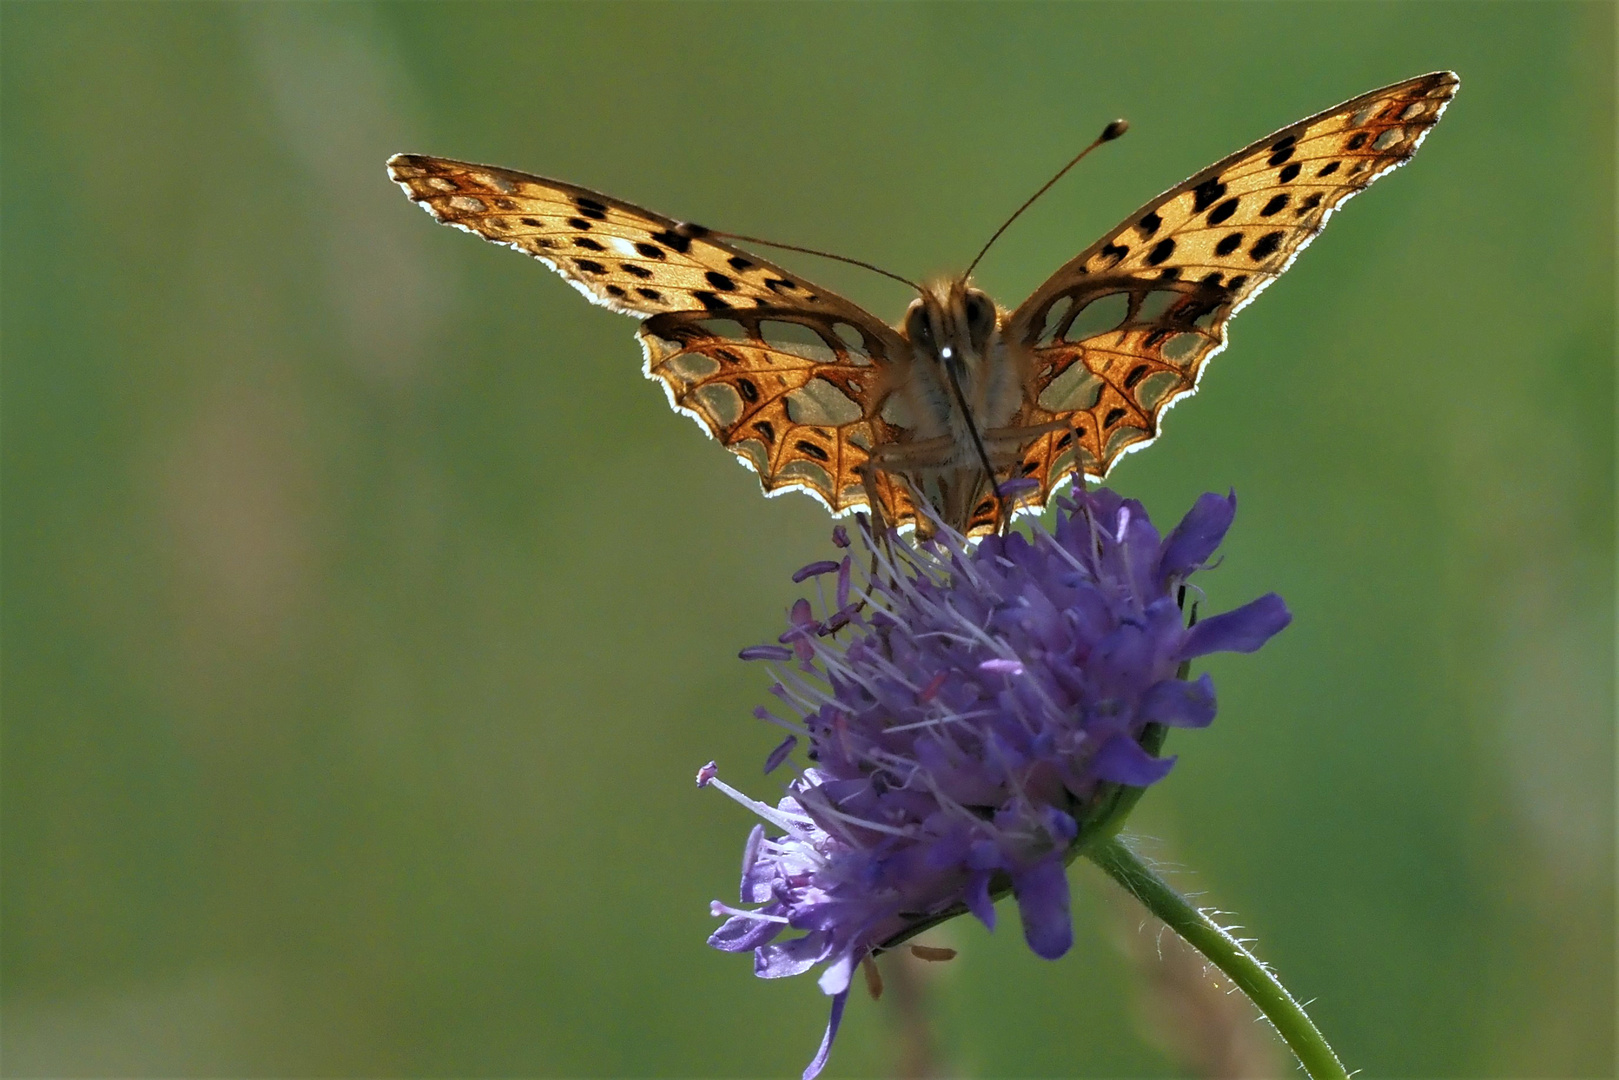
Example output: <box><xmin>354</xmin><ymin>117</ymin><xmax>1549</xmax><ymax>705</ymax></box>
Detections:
<box><xmin>963</xmin><ymin>117</ymin><xmax>1132</xmax><ymax>280</ymax></box>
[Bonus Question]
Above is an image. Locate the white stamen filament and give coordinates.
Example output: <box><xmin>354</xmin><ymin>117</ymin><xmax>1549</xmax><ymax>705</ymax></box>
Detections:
<box><xmin>703</xmin><ymin>774</ymin><xmax>817</xmax><ymax>836</ymax></box>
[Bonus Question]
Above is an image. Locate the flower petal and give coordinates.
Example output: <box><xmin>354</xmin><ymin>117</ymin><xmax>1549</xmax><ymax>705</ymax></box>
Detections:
<box><xmin>757</xmin><ymin>931</ymin><xmax>832</xmax><ymax>978</ymax></box>
<box><xmin>1013</xmin><ymin>857</ymin><xmax>1073</xmax><ymax>960</ymax></box>
<box><xmin>1157</xmin><ymin>490</ymin><xmax>1236</xmax><ymax>582</ymax></box>
<box><xmin>802</xmin><ymin>990</ymin><xmax>849</xmax><ymax>1080</ymax></box>
<box><xmin>966</xmin><ymin>869</ymin><xmax>997</xmax><ymax>930</ymax></box>
<box><xmin>740</xmin><ymin>824</ymin><xmax>767</xmax><ymax>899</ymax></box>
<box><xmin>817</xmin><ymin>947</ymin><xmax>859</xmax><ymax>996</ymax></box>
<box><xmin>1141</xmin><ymin>673</ymin><xmax>1217</xmax><ymax>729</ymax></box>
<box><xmin>1091</xmin><ymin>732</ymin><xmax>1177</xmax><ymax>786</ymax></box>
<box><xmin>1180</xmin><ymin>593</ymin><xmax>1292</xmax><ymax>658</ymax></box>
<box><xmin>707</xmin><ymin>913</ymin><xmax>781</xmax><ymax>952</ymax></box>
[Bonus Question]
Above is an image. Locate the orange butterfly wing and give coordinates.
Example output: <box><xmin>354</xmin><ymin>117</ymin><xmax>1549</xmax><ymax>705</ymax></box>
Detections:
<box><xmin>387</xmin><ymin>154</ymin><xmax>917</xmax><ymax>522</ymax></box>
<box><xmin>1004</xmin><ymin>71</ymin><xmax>1459</xmax><ymax>508</ymax></box>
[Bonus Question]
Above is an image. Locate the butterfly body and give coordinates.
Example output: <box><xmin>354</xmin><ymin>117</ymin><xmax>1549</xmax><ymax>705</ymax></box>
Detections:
<box><xmin>389</xmin><ymin>71</ymin><xmax>1457</xmax><ymax>535</ymax></box>
<box><xmin>870</xmin><ymin>280</ymin><xmax>1031</xmax><ymax>529</ymax></box>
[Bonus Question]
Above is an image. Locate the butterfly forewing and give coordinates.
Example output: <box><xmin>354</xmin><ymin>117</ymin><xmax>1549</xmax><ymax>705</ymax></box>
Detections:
<box><xmin>1008</xmin><ymin>70</ymin><xmax>1459</xmax><ymax>505</ymax></box>
<box><xmin>388</xmin><ymin>154</ymin><xmax>874</xmax><ymax>323</ymax></box>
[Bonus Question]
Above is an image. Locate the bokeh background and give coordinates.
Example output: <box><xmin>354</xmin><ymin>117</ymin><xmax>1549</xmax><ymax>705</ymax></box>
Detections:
<box><xmin>3</xmin><ymin>3</ymin><xmax>1613</xmax><ymax>1077</ymax></box>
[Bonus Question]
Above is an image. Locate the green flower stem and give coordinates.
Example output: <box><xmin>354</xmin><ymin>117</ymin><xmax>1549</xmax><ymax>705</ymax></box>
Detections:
<box><xmin>1085</xmin><ymin>835</ymin><xmax>1349</xmax><ymax>1080</ymax></box>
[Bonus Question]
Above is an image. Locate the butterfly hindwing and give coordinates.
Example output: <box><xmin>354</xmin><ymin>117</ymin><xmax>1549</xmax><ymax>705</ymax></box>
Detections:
<box><xmin>638</xmin><ymin>306</ymin><xmax>913</xmax><ymax>516</ymax></box>
<box><xmin>1008</xmin><ymin>71</ymin><xmax>1459</xmax><ymax>502</ymax></box>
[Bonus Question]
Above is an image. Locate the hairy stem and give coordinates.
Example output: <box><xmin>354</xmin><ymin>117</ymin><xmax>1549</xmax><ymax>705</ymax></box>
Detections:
<box><xmin>1085</xmin><ymin>836</ymin><xmax>1349</xmax><ymax>1080</ymax></box>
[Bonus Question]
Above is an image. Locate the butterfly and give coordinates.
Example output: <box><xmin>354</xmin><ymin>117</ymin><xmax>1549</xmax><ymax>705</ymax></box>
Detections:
<box><xmin>388</xmin><ymin>71</ymin><xmax>1457</xmax><ymax>536</ymax></box>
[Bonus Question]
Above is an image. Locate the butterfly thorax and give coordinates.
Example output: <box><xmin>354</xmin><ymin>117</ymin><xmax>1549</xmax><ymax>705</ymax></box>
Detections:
<box><xmin>891</xmin><ymin>280</ymin><xmax>1023</xmax><ymax>446</ymax></box>
<box><xmin>871</xmin><ymin>278</ymin><xmax>1031</xmax><ymax>528</ymax></box>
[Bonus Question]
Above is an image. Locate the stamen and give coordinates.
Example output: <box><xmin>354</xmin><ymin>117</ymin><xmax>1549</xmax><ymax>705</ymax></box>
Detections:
<box><xmin>700</xmin><ymin>768</ymin><xmax>816</xmax><ymax>836</ymax></box>
<box><xmin>765</xmin><ymin>735</ymin><xmax>798</xmax><ymax>774</ymax></box>
<box><xmin>710</xmin><ymin>900</ymin><xmax>791</xmax><ymax>923</ymax></box>
<box><xmin>909</xmin><ymin>945</ymin><xmax>958</xmax><ymax>962</ymax></box>
<box><xmin>861</xmin><ymin>955</ymin><xmax>884</xmax><ymax>1000</ymax></box>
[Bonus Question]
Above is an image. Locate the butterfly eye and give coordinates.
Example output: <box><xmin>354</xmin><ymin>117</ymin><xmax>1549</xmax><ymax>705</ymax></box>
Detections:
<box><xmin>963</xmin><ymin>291</ymin><xmax>997</xmax><ymax>351</ymax></box>
<box><xmin>905</xmin><ymin>302</ymin><xmax>934</xmax><ymax>348</ymax></box>
<box><xmin>964</xmin><ymin>291</ymin><xmax>995</xmax><ymax>333</ymax></box>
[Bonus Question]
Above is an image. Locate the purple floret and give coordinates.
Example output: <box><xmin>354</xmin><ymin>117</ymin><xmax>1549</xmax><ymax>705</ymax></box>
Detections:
<box><xmin>705</xmin><ymin>487</ymin><xmax>1290</xmax><ymax>1078</ymax></box>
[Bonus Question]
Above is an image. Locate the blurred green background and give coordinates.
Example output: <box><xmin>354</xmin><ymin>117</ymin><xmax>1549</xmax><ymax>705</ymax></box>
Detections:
<box><xmin>3</xmin><ymin>3</ymin><xmax>1613</xmax><ymax>1077</ymax></box>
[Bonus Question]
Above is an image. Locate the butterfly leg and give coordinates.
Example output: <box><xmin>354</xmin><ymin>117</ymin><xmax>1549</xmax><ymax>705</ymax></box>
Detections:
<box><xmin>863</xmin><ymin>438</ymin><xmax>988</xmax><ymax>536</ymax></box>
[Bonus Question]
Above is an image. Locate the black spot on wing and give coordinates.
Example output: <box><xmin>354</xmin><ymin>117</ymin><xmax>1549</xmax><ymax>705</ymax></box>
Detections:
<box><xmin>636</xmin><ymin>287</ymin><xmax>663</xmax><ymax>301</ymax></box>
<box><xmin>693</xmin><ymin>290</ymin><xmax>732</xmax><ymax>311</ymax></box>
<box><xmin>573</xmin><ymin>258</ymin><xmax>607</xmax><ymax>274</ymax></box>
<box><xmin>704</xmin><ymin>271</ymin><xmax>738</xmax><ymax>292</ymax></box>
<box><xmin>621</xmin><ymin>263</ymin><xmax>654</xmax><ymax>279</ymax></box>
<box><xmin>1207</xmin><ymin>197</ymin><xmax>1240</xmax><ymax>226</ymax></box>
<box><xmin>1346</xmin><ymin>132</ymin><xmax>1369</xmax><ymax>151</ymax></box>
<box><xmin>573</xmin><ymin>237</ymin><xmax>606</xmax><ymax>251</ymax></box>
<box><xmin>728</xmin><ymin>255</ymin><xmax>754</xmax><ymax>271</ymax></box>
<box><xmin>1260</xmin><ymin>194</ymin><xmax>1289</xmax><ymax>217</ymax></box>
<box><xmin>1318</xmin><ymin>161</ymin><xmax>1340</xmax><ymax>177</ymax></box>
<box><xmin>649</xmin><ymin>229</ymin><xmax>692</xmax><ymax>254</ymax></box>
<box><xmin>635</xmin><ymin>242</ymin><xmax>666</xmax><ymax>260</ymax></box>
<box><xmin>1214</xmin><ymin>233</ymin><xmax>1243</xmax><ymax>257</ymax></box>
<box><xmin>1137</xmin><ymin>211</ymin><xmax>1163</xmax><ymax>237</ymax></box>
<box><xmin>566</xmin><ymin>217</ymin><xmax>593</xmax><ymax>230</ymax></box>
<box><xmin>1278</xmin><ymin>162</ymin><xmax>1301</xmax><ymax>183</ymax></box>
<box><xmin>737</xmin><ymin>378</ymin><xmax>760</xmax><ymax>403</ymax></box>
<box><xmin>1249</xmin><ymin>231</ymin><xmax>1284</xmax><ymax>261</ymax></box>
<box><xmin>795</xmin><ymin>440</ymin><xmax>830</xmax><ymax>462</ymax></box>
<box><xmin>1192</xmin><ymin>176</ymin><xmax>1227</xmax><ymax>213</ymax></box>
<box><xmin>1145</xmin><ymin>238</ymin><xmax>1176</xmax><ymax>265</ymax></box>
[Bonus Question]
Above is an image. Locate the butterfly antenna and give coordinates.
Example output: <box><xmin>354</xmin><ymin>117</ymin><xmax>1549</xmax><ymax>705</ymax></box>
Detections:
<box><xmin>704</xmin><ymin>228</ymin><xmax>923</xmax><ymax>292</ymax></box>
<box><xmin>962</xmin><ymin>119</ymin><xmax>1129</xmax><ymax>281</ymax></box>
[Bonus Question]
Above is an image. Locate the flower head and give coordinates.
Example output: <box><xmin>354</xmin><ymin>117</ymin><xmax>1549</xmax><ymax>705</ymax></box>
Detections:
<box><xmin>705</xmin><ymin>487</ymin><xmax>1290</xmax><ymax>1078</ymax></box>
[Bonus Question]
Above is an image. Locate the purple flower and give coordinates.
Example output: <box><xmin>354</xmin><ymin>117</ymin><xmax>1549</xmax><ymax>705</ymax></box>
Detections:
<box><xmin>705</xmin><ymin>488</ymin><xmax>1289</xmax><ymax>1078</ymax></box>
